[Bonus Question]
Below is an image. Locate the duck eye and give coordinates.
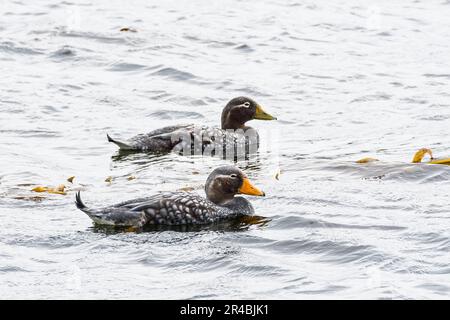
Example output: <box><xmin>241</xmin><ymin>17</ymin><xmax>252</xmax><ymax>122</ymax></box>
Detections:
<box><xmin>243</xmin><ymin>102</ymin><xmax>250</xmax><ymax>108</ymax></box>
<box><xmin>230</xmin><ymin>174</ymin><xmax>238</xmax><ymax>178</ymax></box>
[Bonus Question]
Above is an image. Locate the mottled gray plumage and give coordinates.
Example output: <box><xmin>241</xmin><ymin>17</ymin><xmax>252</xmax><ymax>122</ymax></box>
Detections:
<box><xmin>75</xmin><ymin>166</ymin><xmax>262</xmax><ymax>227</ymax></box>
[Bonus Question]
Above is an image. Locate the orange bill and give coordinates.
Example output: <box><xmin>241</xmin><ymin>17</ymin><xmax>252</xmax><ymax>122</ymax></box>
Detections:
<box><xmin>239</xmin><ymin>177</ymin><xmax>265</xmax><ymax>196</ymax></box>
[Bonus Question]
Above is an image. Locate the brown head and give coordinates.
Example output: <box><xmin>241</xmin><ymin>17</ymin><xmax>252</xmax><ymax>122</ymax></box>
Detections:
<box><xmin>205</xmin><ymin>166</ymin><xmax>265</xmax><ymax>205</ymax></box>
<box><xmin>220</xmin><ymin>97</ymin><xmax>277</xmax><ymax>130</ymax></box>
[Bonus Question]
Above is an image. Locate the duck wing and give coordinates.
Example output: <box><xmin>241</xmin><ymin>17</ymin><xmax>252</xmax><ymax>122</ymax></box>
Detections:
<box><xmin>129</xmin><ymin>191</ymin><xmax>228</xmax><ymax>225</ymax></box>
<box><xmin>75</xmin><ymin>191</ymin><xmax>231</xmax><ymax>227</ymax></box>
<box><xmin>108</xmin><ymin>125</ymin><xmax>259</xmax><ymax>157</ymax></box>
<box><xmin>107</xmin><ymin>124</ymin><xmax>193</xmax><ymax>151</ymax></box>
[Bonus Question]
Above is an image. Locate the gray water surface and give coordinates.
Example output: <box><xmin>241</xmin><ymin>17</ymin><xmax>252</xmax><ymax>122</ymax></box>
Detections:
<box><xmin>1</xmin><ymin>0</ymin><xmax>450</xmax><ymax>299</ymax></box>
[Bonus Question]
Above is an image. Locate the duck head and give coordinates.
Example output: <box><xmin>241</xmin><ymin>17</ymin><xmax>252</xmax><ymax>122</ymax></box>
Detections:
<box><xmin>221</xmin><ymin>97</ymin><xmax>277</xmax><ymax>130</ymax></box>
<box><xmin>205</xmin><ymin>166</ymin><xmax>265</xmax><ymax>205</ymax></box>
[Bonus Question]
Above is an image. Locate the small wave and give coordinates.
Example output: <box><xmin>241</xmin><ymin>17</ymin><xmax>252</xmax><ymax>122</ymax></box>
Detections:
<box><xmin>300</xmin><ymin>73</ymin><xmax>334</xmax><ymax>79</ymax></box>
<box><xmin>415</xmin><ymin>283</ymin><xmax>449</xmax><ymax>295</ymax></box>
<box><xmin>0</xmin><ymin>129</ymin><xmax>61</xmax><ymax>138</ymax></box>
<box><xmin>57</xmin><ymin>29</ymin><xmax>129</xmax><ymax>44</ymax></box>
<box><xmin>403</xmin><ymin>232</ymin><xmax>450</xmax><ymax>252</ymax></box>
<box><xmin>260</xmin><ymin>238</ymin><xmax>382</xmax><ymax>264</ymax></box>
<box><xmin>350</xmin><ymin>93</ymin><xmax>392</xmax><ymax>103</ymax></box>
<box><xmin>150</xmin><ymin>67</ymin><xmax>197</xmax><ymax>81</ymax></box>
<box><xmin>0</xmin><ymin>41</ymin><xmax>43</xmax><ymax>55</ymax></box>
<box><xmin>322</xmin><ymin>161</ymin><xmax>450</xmax><ymax>182</ymax></box>
<box><xmin>419</xmin><ymin>114</ymin><xmax>450</xmax><ymax>121</ymax></box>
<box><xmin>423</xmin><ymin>73</ymin><xmax>450</xmax><ymax>79</ymax></box>
<box><xmin>165</xmin><ymin>95</ymin><xmax>210</xmax><ymax>106</ymax></box>
<box><xmin>271</xmin><ymin>216</ymin><xmax>405</xmax><ymax>231</ymax></box>
<box><xmin>405</xmin><ymin>17</ymin><xmax>428</xmax><ymax>26</ymax></box>
<box><xmin>234</xmin><ymin>44</ymin><xmax>254</xmax><ymax>52</ymax></box>
<box><xmin>146</xmin><ymin>110</ymin><xmax>204</xmax><ymax>120</ymax></box>
<box><xmin>230</xmin><ymin>263</ymin><xmax>287</xmax><ymax>277</ymax></box>
<box><xmin>401</xmin><ymin>97</ymin><xmax>428</xmax><ymax>105</ymax></box>
<box><xmin>0</xmin><ymin>266</ymin><xmax>30</xmax><ymax>272</ymax></box>
<box><xmin>377</xmin><ymin>31</ymin><xmax>392</xmax><ymax>37</ymax></box>
<box><xmin>234</xmin><ymin>87</ymin><xmax>271</xmax><ymax>97</ymax></box>
<box><xmin>107</xmin><ymin>62</ymin><xmax>148</xmax><ymax>72</ymax></box>
<box><xmin>183</xmin><ymin>35</ymin><xmax>236</xmax><ymax>48</ymax></box>
<box><xmin>290</xmin><ymin>36</ymin><xmax>331</xmax><ymax>43</ymax></box>
<box><xmin>50</xmin><ymin>46</ymin><xmax>76</xmax><ymax>58</ymax></box>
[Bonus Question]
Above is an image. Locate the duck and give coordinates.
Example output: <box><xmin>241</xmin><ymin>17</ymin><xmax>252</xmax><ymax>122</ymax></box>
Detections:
<box><xmin>356</xmin><ymin>148</ymin><xmax>450</xmax><ymax>165</ymax></box>
<box><xmin>106</xmin><ymin>97</ymin><xmax>276</xmax><ymax>156</ymax></box>
<box><xmin>75</xmin><ymin>166</ymin><xmax>265</xmax><ymax>227</ymax></box>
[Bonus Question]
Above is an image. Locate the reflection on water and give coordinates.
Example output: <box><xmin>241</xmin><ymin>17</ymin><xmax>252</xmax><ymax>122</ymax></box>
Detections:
<box><xmin>111</xmin><ymin>150</ymin><xmax>169</xmax><ymax>163</ymax></box>
<box><xmin>111</xmin><ymin>148</ymin><xmax>264</xmax><ymax>164</ymax></box>
<box><xmin>91</xmin><ymin>215</ymin><xmax>271</xmax><ymax>234</ymax></box>
<box><xmin>111</xmin><ymin>149</ymin><xmax>266</xmax><ymax>176</ymax></box>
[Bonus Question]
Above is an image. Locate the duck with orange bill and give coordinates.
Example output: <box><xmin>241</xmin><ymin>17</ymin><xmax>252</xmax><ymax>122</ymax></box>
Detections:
<box><xmin>75</xmin><ymin>166</ymin><xmax>265</xmax><ymax>227</ymax></box>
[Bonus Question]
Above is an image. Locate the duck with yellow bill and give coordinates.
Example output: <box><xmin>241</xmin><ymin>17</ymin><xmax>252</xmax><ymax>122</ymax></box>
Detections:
<box><xmin>107</xmin><ymin>96</ymin><xmax>277</xmax><ymax>156</ymax></box>
<box><xmin>75</xmin><ymin>166</ymin><xmax>266</xmax><ymax>227</ymax></box>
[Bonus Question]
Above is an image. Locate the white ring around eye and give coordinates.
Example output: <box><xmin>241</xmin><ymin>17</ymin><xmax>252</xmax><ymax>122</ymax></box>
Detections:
<box><xmin>243</xmin><ymin>102</ymin><xmax>250</xmax><ymax>108</ymax></box>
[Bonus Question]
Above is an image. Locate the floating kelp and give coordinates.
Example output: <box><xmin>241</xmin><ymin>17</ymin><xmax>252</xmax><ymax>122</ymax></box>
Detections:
<box><xmin>28</xmin><ymin>176</ymin><xmax>77</xmax><ymax>197</ymax></box>
<box><xmin>356</xmin><ymin>157</ymin><xmax>379</xmax><ymax>164</ymax></box>
<box><xmin>31</xmin><ymin>184</ymin><xmax>66</xmax><ymax>195</ymax></box>
<box><xmin>357</xmin><ymin>148</ymin><xmax>450</xmax><ymax>166</ymax></box>
<box><xmin>412</xmin><ymin>148</ymin><xmax>450</xmax><ymax>165</ymax></box>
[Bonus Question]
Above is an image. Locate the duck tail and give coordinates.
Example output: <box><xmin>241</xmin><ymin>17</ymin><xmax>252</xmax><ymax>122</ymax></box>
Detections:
<box><xmin>106</xmin><ymin>133</ymin><xmax>133</xmax><ymax>150</ymax></box>
<box><xmin>75</xmin><ymin>191</ymin><xmax>106</xmax><ymax>223</ymax></box>
<box><xmin>75</xmin><ymin>191</ymin><xmax>88</xmax><ymax>212</ymax></box>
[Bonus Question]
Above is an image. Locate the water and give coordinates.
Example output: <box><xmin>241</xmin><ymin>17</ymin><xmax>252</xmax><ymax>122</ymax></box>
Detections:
<box><xmin>1</xmin><ymin>0</ymin><xmax>450</xmax><ymax>299</ymax></box>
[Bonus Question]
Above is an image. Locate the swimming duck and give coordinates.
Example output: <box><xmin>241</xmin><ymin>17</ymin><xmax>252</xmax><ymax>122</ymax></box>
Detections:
<box><xmin>106</xmin><ymin>97</ymin><xmax>276</xmax><ymax>156</ymax></box>
<box><xmin>356</xmin><ymin>148</ymin><xmax>450</xmax><ymax>165</ymax></box>
<box><xmin>75</xmin><ymin>166</ymin><xmax>265</xmax><ymax>227</ymax></box>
